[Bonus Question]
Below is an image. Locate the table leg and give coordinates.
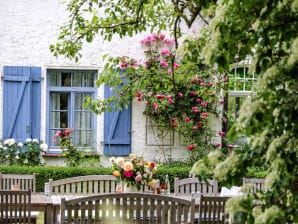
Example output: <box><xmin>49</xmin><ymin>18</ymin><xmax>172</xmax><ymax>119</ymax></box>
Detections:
<box><xmin>45</xmin><ymin>204</ymin><xmax>54</xmax><ymax>224</ymax></box>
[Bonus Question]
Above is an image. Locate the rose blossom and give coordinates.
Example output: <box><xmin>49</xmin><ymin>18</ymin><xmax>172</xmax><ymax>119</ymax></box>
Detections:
<box><xmin>160</xmin><ymin>49</ymin><xmax>170</xmax><ymax>56</ymax></box>
<box><xmin>123</xmin><ymin>170</ymin><xmax>134</xmax><ymax>178</ymax></box>
<box><xmin>115</xmin><ymin>157</ymin><xmax>125</xmax><ymax>167</ymax></box>
<box><xmin>219</xmin><ymin>131</ymin><xmax>226</xmax><ymax>137</ymax></box>
<box><xmin>113</xmin><ymin>170</ymin><xmax>120</xmax><ymax>177</ymax></box>
<box><xmin>228</xmin><ymin>144</ymin><xmax>234</xmax><ymax>149</ymax></box>
<box><xmin>187</xmin><ymin>145</ymin><xmax>196</xmax><ymax>151</ymax></box>
<box><xmin>184</xmin><ymin>117</ymin><xmax>190</xmax><ymax>123</ymax></box>
<box><xmin>123</xmin><ymin>161</ymin><xmax>134</xmax><ymax>171</ymax></box>
<box><xmin>200</xmin><ymin>112</ymin><xmax>209</xmax><ymax>118</ymax></box>
<box><xmin>135</xmin><ymin>174</ymin><xmax>143</xmax><ymax>182</ymax></box>
<box><xmin>152</xmin><ymin>102</ymin><xmax>158</xmax><ymax>110</ymax></box>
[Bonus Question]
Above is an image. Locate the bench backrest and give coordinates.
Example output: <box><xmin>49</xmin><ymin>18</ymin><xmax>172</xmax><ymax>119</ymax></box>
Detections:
<box><xmin>174</xmin><ymin>178</ymin><xmax>218</xmax><ymax>196</ymax></box>
<box><xmin>0</xmin><ymin>173</ymin><xmax>36</xmax><ymax>192</ymax></box>
<box><xmin>60</xmin><ymin>193</ymin><xmax>195</xmax><ymax>224</ymax></box>
<box><xmin>0</xmin><ymin>189</ymin><xmax>33</xmax><ymax>223</ymax></box>
<box><xmin>48</xmin><ymin>175</ymin><xmax>117</xmax><ymax>195</ymax></box>
<box><xmin>243</xmin><ymin>177</ymin><xmax>265</xmax><ymax>193</ymax></box>
<box><xmin>198</xmin><ymin>195</ymin><xmax>230</xmax><ymax>224</ymax></box>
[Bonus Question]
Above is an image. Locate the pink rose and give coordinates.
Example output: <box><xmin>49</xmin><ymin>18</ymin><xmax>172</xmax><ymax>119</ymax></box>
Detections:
<box><xmin>173</xmin><ymin>62</ymin><xmax>179</xmax><ymax>69</ymax></box>
<box><xmin>190</xmin><ymin>91</ymin><xmax>197</xmax><ymax>96</ymax></box>
<box><xmin>170</xmin><ymin>117</ymin><xmax>176</xmax><ymax>122</ymax></box>
<box><xmin>184</xmin><ymin>117</ymin><xmax>190</xmax><ymax>123</ymax></box>
<box><xmin>160</xmin><ymin>59</ymin><xmax>168</xmax><ymax>68</ymax></box>
<box><xmin>177</xmin><ymin>92</ymin><xmax>183</xmax><ymax>99</ymax></box>
<box><xmin>124</xmin><ymin>170</ymin><xmax>134</xmax><ymax>178</ymax></box>
<box><xmin>152</xmin><ymin>102</ymin><xmax>158</xmax><ymax>110</ymax></box>
<box><xmin>160</xmin><ymin>49</ymin><xmax>170</xmax><ymax>56</ymax></box>
<box><xmin>228</xmin><ymin>144</ymin><xmax>234</xmax><ymax>149</ymax></box>
<box><xmin>150</xmin><ymin>162</ymin><xmax>155</xmax><ymax>169</ymax></box>
<box><xmin>187</xmin><ymin>145</ymin><xmax>196</xmax><ymax>151</ymax></box>
<box><xmin>200</xmin><ymin>112</ymin><xmax>209</xmax><ymax>118</ymax></box>
<box><xmin>219</xmin><ymin>131</ymin><xmax>226</xmax><ymax>137</ymax></box>
<box><xmin>215</xmin><ymin>143</ymin><xmax>221</xmax><ymax>148</ymax></box>
<box><xmin>135</xmin><ymin>174</ymin><xmax>142</xmax><ymax>182</ymax></box>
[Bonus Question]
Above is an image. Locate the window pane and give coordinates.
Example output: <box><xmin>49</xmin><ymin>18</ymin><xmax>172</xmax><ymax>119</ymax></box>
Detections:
<box><xmin>50</xmin><ymin>93</ymin><xmax>69</xmax><ymax>128</ymax></box>
<box><xmin>73</xmin><ymin>72</ymin><xmax>82</xmax><ymax>87</ymax></box>
<box><xmin>61</xmin><ymin>72</ymin><xmax>71</xmax><ymax>86</ymax></box>
<box><xmin>50</xmin><ymin>93</ymin><xmax>68</xmax><ymax>110</ymax></box>
<box><xmin>75</xmin><ymin>93</ymin><xmax>91</xmax><ymax>110</ymax></box>
<box><xmin>49</xmin><ymin>71</ymin><xmax>60</xmax><ymax>86</ymax></box>
<box><xmin>85</xmin><ymin>72</ymin><xmax>94</xmax><ymax>87</ymax></box>
<box><xmin>73</xmin><ymin>130</ymin><xmax>93</xmax><ymax>147</ymax></box>
<box><xmin>75</xmin><ymin>112</ymin><xmax>92</xmax><ymax>129</ymax></box>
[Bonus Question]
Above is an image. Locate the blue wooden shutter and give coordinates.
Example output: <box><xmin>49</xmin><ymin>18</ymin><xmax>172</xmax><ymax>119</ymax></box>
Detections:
<box><xmin>3</xmin><ymin>66</ymin><xmax>41</xmax><ymax>142</ymax></box>
<box><xmin>104</xmin><ymin>85</ymin><xmax>132</xmax><ymax>156</ymax></box>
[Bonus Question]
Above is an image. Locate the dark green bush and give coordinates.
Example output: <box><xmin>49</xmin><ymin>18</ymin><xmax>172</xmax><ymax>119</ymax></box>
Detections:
<box><xmin>0</xmin><ymin>165</ymin><xmax>113</xmax><ymax>192</ymax></box>
<box><xmin>0</xmin><ymin>164</ymin><xmax>266</xmax><ymax>193</ymax></box>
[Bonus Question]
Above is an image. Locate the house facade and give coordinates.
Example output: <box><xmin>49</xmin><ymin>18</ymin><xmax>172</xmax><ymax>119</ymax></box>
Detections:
<box><xmin>0</xmin><ymin>0</ymin><xmax>201</xmax><ymax>166</ymax></box>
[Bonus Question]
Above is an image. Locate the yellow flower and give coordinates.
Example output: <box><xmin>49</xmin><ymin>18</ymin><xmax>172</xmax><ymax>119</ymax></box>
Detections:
<box><xmin>113</xmin><ymin>170</ymin><xmax>120</xmax><ymax>177</ymax></box>
<box><xmin>123</xmin><ymin>161</ymin><xmax>133</xmax><ymax>171</ymax></box>
<box><xmin>148</xmin><ymin>179</ymin><xmax>156</xmax><ymax>187</ymax></box>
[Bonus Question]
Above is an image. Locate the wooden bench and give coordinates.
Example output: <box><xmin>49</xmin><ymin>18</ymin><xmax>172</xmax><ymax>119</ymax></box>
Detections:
<box><xmin>243</xmin><ymin>177</ymin><xmax>265</xmax><ymax>193</ymax></box>
<box><xmin>0</xmin><ymin>189</ymin><xmax>36</xmax><ymax>224</ymax></box>
<box><xmin>174</xmin><ymin>178</ymin><xmax>218</xmax><ymax>196</ymax></box>
<box><xmin>197</xmin><ymin>195</ymin><xmax>230</xmax><ymax>224</ymax></box>
<box><xmin>0</xmin><ymin>173</ymin><xmax>36</xmax><ymax>193</ymax></box>
<box><xmin>59</xmin><ymin>193</ymin><xmax>195</xmax><ymax>224</ymax></box>
<box><xmin>48</xmin><ymin>175</ymin><xmax>117</xmax><ymax>195</ymax></box>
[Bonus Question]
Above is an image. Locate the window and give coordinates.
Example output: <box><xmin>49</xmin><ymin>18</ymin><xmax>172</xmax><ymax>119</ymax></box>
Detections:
<box><xmin>224</xmin><ymin>61</ymin><xmax>258</xmax><ymax>147</ymax></box>
<box><xmin>47</xmin><ymin>69</ymin><xmax>97</xmax><ymax>150</ymax></box>
<box><xmin>227</xmin><ymin>60</ymin><xmax>257</xmax><ymax>121</ymax></box>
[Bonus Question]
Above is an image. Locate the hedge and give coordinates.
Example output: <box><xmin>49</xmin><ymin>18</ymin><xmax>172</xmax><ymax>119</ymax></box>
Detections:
<box><xmin>0</xmin><ymin>165</ymin><xmax>191</xmax><ymax>192</ymax></box>
<box><xmin>0</xmin><ymin>165</ymin><xmax>266</xmax><ymax>192</ymax></box>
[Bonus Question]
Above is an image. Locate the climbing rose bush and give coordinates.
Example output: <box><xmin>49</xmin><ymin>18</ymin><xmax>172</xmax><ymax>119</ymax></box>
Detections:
<box><xmin>92</xmin><ymin>33</ymin><xmax>229</xmax><ymax>162</ymax></box>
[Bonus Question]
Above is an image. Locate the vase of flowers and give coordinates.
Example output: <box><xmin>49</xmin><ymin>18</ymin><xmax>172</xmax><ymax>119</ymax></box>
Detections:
<box><xmin>110</xmin><ymin>153</ymin><xmax>157</xmax><ymax>191</ymax></box>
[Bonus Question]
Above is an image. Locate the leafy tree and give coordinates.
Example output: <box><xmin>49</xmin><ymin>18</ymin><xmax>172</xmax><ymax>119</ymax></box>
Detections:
<box><xmin>51</xmin><ymin>0</ymin><xmax>298</xmax><ymax>222</ymax></box>
<box><xmin>191</xmin><ymin>0</ymin><xmax>298</xmax><ymax>223</ymax></box>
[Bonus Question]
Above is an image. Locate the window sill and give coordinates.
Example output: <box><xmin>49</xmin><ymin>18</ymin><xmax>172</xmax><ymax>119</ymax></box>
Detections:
<box><xmin>42</xmin><ymin>153</ymin><xmax>100</xmax><ymax>158</ymax></box>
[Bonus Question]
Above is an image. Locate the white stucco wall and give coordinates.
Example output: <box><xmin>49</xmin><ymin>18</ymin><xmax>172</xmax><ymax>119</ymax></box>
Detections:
<box><xmin>0</xmin><ymin>0</ymin><xmax>220</xmax><ymax>166</ymax></box>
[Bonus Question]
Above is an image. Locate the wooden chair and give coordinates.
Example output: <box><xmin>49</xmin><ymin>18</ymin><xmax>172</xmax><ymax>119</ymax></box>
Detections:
<box><xmin>48</xmin><ymin>175</ymin><xmax>117</xmax><ymax>195</ymax></box>
<box><xmin>59</xmin><ymin>193</ymin><xmax>195</xmax><ymax>224</ymax></box>
<box><xmin>242</xmin><ymin>178</ymin><xmax>265</xmax><ymax>193</ymax></box>
<box><xmin>197</xmin><ymin>195</ymin><xmax>230</xmax><ymax>224</ymax></box>
<box><xmin>0</xmin><ymin>189</ymin><xmax>36</xmax><ymax>224</ymax></box>
<box><xmin>174</xmin><ymin>178</ymin><xmax>219</xmax><ymax>196</ymax></box>
<box><xmin>0</xmin><ymin>173</ymin><xmax>36</xmax><ymax>193</ymax></box>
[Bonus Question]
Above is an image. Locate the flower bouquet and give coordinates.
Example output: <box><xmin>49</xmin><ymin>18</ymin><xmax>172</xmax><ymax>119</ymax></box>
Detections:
<box><xmin>110</xmin><ymin>153</ymin><xmax>157</xmax><ymax>191</ymax></box>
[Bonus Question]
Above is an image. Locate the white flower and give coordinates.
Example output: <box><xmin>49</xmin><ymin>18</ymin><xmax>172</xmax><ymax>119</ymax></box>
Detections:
<box><xmin>109</xmin><ymin>157</ymin><xmax>115</xmax><ymax>163</ymax></box>
<box><xmin>26</xmin><ymin>138</ymin><xmax>32</xmax><ymax>143</ymax></box>
<box><xmin>40</xmin><ymin>143</ymin><xmax>48</xmax><ymax>152</ymax></box>
<box><xmin>115</xmin><ymin>157</ymin><xmax>125</xmax><ymax>167</ymax></box>
<box><xmin>33</xmin><ymin>139</ymin><xmax>39</xmax><ymax>143</ymax></box>
<box><xmin>17</xmin><ymin>143</ymin><xmax>23</xmax><ymax>147</ymax></box>
<box><xmin>15</xmin><ymin>155</ymin><xmax>20</xmax><ymax>159</ymax></box>
<box><xmin>4</xmin><ymin>138</ymin><xmax>16</xmax><ymax>146</ymax></box>
<box><xmin>40</xmin><ymin>158</ymin><xmax>46</xmax><ymax>164</ymax></box>
<box><xmin>24</xmin><ymin>159</ymin><xmax>28</xmax><ymax>164</ymax></box>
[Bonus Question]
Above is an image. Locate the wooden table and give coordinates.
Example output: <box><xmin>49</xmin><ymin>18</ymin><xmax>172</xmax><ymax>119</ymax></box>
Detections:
<box><xmin>31</xmin><ymin>193</ymin><xmax>54</xmax><ymax>224</ymax></box>
<box><xmin>31</xmin><ymin>193</ymin><xmax>84</xmax><ymax>224</ymax></box>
